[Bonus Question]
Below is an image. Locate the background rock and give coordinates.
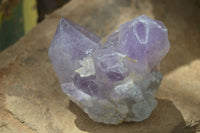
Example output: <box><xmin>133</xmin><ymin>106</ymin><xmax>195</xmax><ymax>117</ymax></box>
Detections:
<box><xmin>0</xmin><ymin>0</ymin><xmax>200</xmax><ymax>132</ymax></box>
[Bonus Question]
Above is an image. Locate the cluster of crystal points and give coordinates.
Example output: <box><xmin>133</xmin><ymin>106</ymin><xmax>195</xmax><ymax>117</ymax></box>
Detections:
<box><xmin>49</xmin><ymin>15</ymin><xmax>170</xmax><ymax>124</ymax></box>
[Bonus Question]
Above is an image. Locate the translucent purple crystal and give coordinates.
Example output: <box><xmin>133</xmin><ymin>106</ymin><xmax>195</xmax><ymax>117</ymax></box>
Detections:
<box><xmin>49</xmin><ymin>15</ymin><xmax>170</xmax><ymax>124</ymax></box>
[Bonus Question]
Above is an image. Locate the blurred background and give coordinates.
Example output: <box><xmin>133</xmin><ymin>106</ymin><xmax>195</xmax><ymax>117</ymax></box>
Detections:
<box><xmin>0</xmin><ymin>0</ymin><xmax>70</xmax><ymax>52</ymax></box>
<box><xmin>0</xmin><ymin>0</ymin><xmax>200</xmax><ymax>133</ymax></box>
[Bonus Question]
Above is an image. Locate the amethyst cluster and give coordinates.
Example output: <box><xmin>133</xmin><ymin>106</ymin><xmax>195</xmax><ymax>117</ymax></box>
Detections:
<box><xmin>49</xmin><ymin>15</ymin><xmax>170</xmax><ymax>124</ymax></box>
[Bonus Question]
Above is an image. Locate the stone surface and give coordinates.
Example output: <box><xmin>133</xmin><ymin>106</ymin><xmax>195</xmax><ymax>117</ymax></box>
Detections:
<box><xmin>0</xmin><ymin>0</ymin><xmax>200</xmax><ymax>132</ymax></box>
<box><xmin>49</xmin><ymin>15</ymin><xmax>170</xmax><ymax>124</ymax></box>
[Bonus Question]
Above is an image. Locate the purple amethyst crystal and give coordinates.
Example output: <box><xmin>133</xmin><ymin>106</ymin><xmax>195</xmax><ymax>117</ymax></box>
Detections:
<box><xmin>49</xmin><ymin>15</ymin><xmax>170</xmax><ymax>124</ymax></box>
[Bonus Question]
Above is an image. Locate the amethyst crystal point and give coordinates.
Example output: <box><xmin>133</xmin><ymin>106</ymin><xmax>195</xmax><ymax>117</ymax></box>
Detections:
<box><xmin>49</xmin><ymin>15</ymin><xmax>170</xmax><ymax>124</ymax></box>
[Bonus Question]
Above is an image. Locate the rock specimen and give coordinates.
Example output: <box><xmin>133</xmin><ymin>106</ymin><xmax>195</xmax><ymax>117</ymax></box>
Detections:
<box><xmin>49</xmin><ymin>15</ymin><xmax>170</xmax><ymax>125</ymax></box>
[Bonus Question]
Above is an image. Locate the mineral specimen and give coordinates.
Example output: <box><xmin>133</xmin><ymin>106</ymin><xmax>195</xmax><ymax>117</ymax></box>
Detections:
<box><xmin>49</xmin><ymin>15</ymin><xmax>170</xmax><ymax>124</ymax></box>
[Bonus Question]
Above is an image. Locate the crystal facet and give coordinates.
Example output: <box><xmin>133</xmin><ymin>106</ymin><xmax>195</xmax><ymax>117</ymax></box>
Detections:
<box><xmin>49</xmin><ymin>15</ymin><xmax>170</xmax><ymax>125</ymax></box>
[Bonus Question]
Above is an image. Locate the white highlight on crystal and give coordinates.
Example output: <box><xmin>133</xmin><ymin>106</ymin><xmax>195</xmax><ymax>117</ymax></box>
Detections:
<box><xmin>75</xmin><ymin>56</ymin><xmax>95</xmax><ymax>77</ymax></box>
<box><xmin>114</xmin><ymin>74</ymin><xmax>144</xmax><ymax>101</ymax></box>
<box><xmin>114</xmin><ymin>75</ymin><xmax>134</xmax><ymax>94</ymax></box>
<box><xmin>132</xmin><ymin>21</ymin><xmax>150</xmax><ymax>45</ymax></box>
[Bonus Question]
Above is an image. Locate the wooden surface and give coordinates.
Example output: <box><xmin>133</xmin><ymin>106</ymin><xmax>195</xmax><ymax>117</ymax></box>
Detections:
<box><xmin>0</xmin><ymin>0</ymin><xmax>200</xmax><ymax>132</ymax></box>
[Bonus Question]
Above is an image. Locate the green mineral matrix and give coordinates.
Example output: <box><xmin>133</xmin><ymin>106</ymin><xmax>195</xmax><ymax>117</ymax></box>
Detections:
<box><xmin>49</xmin><ymin>15</ymin><xmax>170</xmax><ymax>124</ymax></box>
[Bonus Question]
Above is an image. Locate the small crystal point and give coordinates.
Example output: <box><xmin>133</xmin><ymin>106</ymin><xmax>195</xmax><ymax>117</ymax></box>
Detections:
<box><xmin>49</xmin><ymin>15</ymin><xmax>170</xmax><ymax>124</ymax></box>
